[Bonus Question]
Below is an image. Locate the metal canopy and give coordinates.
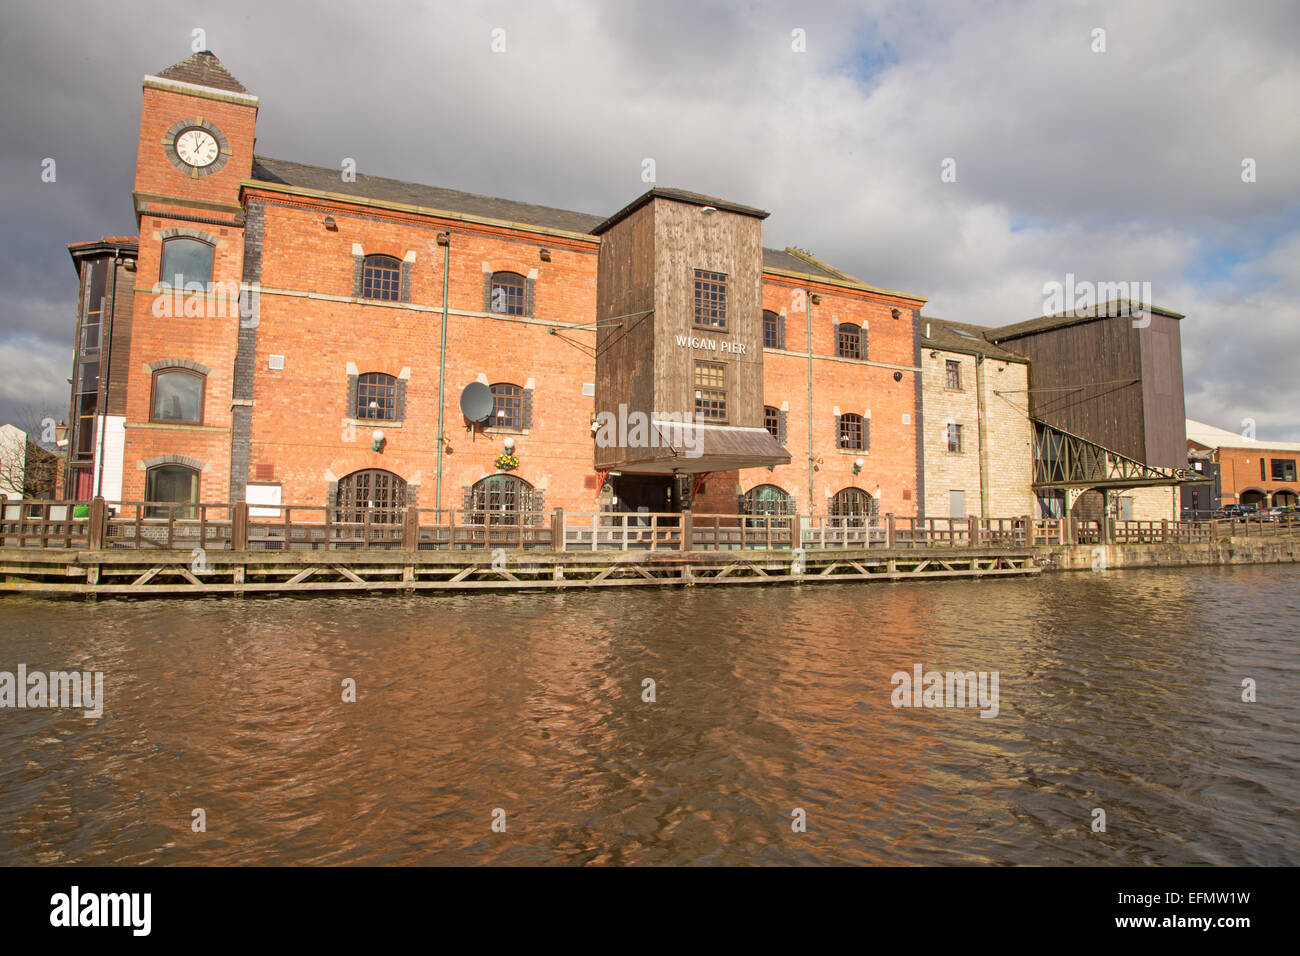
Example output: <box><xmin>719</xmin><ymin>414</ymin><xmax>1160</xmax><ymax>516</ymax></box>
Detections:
<box><xmin>1032</xmin><ymin>420</ymin><xmax>1208</xmax><ymax>490</ymax></box>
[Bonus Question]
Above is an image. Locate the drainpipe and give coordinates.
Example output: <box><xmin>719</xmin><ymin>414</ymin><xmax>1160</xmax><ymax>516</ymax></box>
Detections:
<box><xmin>976</xmin><ymin>353</ymin><xmax>989</xmax><ymax>518</ymax></box>
<box><xmin>94</xmin><ymin>248</ymin><xmax>121</xmax><ymax>499</ymax></box>
<box><xmin>800</xmin><ymin>291</ymin><xmax>814</xmax><ymax>515</ymax></box>
<box><xmin>435</xmin><ymin>232</ymin><xmax>451</xmax><ymax>512</ymax></box>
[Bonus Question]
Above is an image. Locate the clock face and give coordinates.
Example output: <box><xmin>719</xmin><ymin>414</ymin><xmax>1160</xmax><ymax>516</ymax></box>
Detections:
<box><xmin>175</xmin><ymin>128</ymin><xmax>220</xmax><ymax>168</ymax></box>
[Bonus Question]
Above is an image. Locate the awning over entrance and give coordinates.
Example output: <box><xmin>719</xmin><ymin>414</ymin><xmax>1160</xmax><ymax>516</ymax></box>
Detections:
<box><xmin>612</xmin><ymin>421</ymin><xmax>791</xmax><ymax>474</ymax></box>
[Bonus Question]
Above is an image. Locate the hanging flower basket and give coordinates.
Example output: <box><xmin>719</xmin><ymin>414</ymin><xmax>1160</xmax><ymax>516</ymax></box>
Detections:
<box><xmin>494</xmin><ymin>452</ymin><xmax>519</xmax><ymax>472</ymax></box>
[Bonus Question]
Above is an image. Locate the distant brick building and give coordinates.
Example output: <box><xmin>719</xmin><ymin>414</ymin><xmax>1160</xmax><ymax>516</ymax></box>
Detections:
<box><xmin>61</xmin><ymin>52</ymin><xmax>1196</xmax><ymax>528</ymax></box>
<box><xmin>1187</xmin><ymin>419</ymin><xmax>1299</xmax><ymax>510</ymax></box>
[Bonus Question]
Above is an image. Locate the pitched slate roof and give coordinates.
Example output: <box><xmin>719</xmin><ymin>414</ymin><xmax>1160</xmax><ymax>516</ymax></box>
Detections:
<box><xmin>250</xmin><ymin>156</ymin><xmax>608</xmax><ymax>234</ymax></box>
<box><xmin>248</xmin><ymin>158</ymin><xmax>893</xmax><ymax>290</ymax></box>
<box><xmin>920</xmin><ymin>317</ymin><xmax>1027</xmax><ymax>362</ymax></box>
<box><xmin>591</xmin><ymin>187</ymin><xmax>769</xmax><ymax>234</ymax></box>
<box><xmin>153</xmin><ymin>51</ymin><xmax>250</xmax><ymax>95</ymax></box>
<box><xmin>990</xmin><ymin>299</ymin><xmax>1185</xmax><ymax>342</ymax></box>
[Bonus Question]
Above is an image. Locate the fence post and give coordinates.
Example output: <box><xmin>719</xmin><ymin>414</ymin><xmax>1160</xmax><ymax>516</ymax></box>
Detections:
<box><xmin>87</xmin><ymin>496</ymin><xmax>107</xmax><ymax>550</ymax></box>
<box><xmin>232</xmin><ymin>501</ymin><xmax>249</xmax><ymax>550</ymax></box>
<box><xmin>1160</xmin><ymin>518</ymin><xmax>1168</xmax><ymax>543</ymax></box>
<box><xmin>680</xmin><ymin>510</ymin><xmax>693</xmax><ymax>552</ymax></box>
<box><xmin>403</xmin><ymin>505</ymin><xmax>418</xmax><ymax>550</ymax></box>
<box><xmin>552</xmin><ymin>507</ymin><xmax>565</xmax><ymax>552</ymax></box>
<box><xmin>790</xmin><ymin>513</ymin><xmax>801</xmax><ymax>550</ymax></box>
<box><xmin>968</xmin><ymin>515</ymin><xmax>978</xmax><ymax>547</ymax></box>
<box><xmin>885</xmin><ymin>513</ymin><xmax>895</xmax><ymax>549</ymax></box>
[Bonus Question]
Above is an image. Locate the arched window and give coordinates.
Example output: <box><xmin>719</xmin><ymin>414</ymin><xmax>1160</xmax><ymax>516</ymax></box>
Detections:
<box><xmin>836</xmin><ymin>323</ymin><xmax>861</xmax><ymax>359</ymax></box>
<box><xmin>150</xmin><ymin>368</ymin><xmax>205</xmax><ymax>424</ymax></box>
<box><xmin>838</xmin><ymin>413</ymin><xmax>865</xmax><ymax>450</ymax></box>
<box><xmin>762</xmin><ymin>310</ymin><xmax>783</xmax><ymax>349</ymax></box>
<box><xmin>743</xmin><ymin>484</ymin><xmax>794</xmax><ymax>516</ymax></box>
<box><xmin>829</xmin><ymin>487</ymin><xmax>875</xmax><ymax>524</ymax></box>
<box><xmin>470</xmin><ymin>474</ymin><xmax>536</xmax><ymax>523</ymax></box>
<box><xmin>362</xmin><ymin>255</ymin><xmax>401</xmax><ymax>301</ymax></box>
<box><xmin>336</xmin><ymin>469</ymin><xmax>407</xmax><ymax>524</ymax></box>
<box><xmin>160</xmin><ymin>237</ymin><xmax>213</xmax><ymax>288</ymax></box>
<box><xmin>145</xmin><ymin>464</ymin><xmax>199</xmax><ymax>518</ymax></box>
<box><xmin>489</xmin><ymin>383</ymin><xmax>524</xmax><ymax>428</ymax></box>
<box><xmin>489</xmin><ymin>271</ymin><xmax>526</xmax><ymax>315</ymax></box>
<box><xmin>763</xmin><ymin>405</ymin><xmax>781</xmax><ymax>440</ymax></box>
<box><xmin>356</xmin><ymin>372</ymin><xmax>397</xmax><ymax>420</ymax></box>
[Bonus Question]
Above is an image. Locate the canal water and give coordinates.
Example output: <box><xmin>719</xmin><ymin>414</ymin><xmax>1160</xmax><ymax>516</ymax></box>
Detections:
<box><xmin>0</xmin><ymin>565</ymin><xmax>1295</xmax><ymax>865</ymax></box>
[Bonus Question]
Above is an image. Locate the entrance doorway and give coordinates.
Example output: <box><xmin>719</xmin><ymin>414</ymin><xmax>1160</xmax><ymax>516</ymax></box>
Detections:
<box><xmin>609</xmin><ymin>474</ymin><xmax>676</xmax><ymax>514</ymax></box>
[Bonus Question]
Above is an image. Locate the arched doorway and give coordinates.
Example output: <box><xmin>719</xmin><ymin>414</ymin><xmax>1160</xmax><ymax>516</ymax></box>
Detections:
<box><xmin>829</xmin><ymin>487</ymin><xmax>876</xmax><ymax>525</ymax></box>
<box><xmin>470</xmin><ymin>474</ymin><xmax>537</xmax><ymax>523</ymax></box>
<box><xmin>1272</xmin><ymin>489</ymin><xmax>1298</xmax><ymax>507</ymax></box>
<box><xmin>336</xmin><ymin>469</ymin><xmax>407</xmax><ymax>523</ymax></box>
<box><xmin>1239</xmin><ymin>488</ymin><xmax>1267</xmax><ymax>510</ymax></box>
<box><xmin>742</xmin><ymin>484</ymin><xmax>795</xmax><ymax>516</ymax></box>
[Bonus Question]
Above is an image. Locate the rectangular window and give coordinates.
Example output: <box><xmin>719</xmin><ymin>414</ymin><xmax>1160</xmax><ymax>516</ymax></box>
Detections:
<box><xmin>949</xmin><ymin>490</ymin><xmax>965</xmax><ymax>518</ymax></box>
<box><xmin>1272</xmin><ymin>458</ymin><xmax>1297</xmax><ymax>482</ymax></box>
<box><xmin>694</xmin><ymin>360</ymin><xmax>727</xmax><ymax>421</ymax></box>
<box><xmin>693</xmin><ymin>270</ymin><xmax>727</xmax><ymax>329</ymax></box>
<box><xmin>1119</xmin><ymin>496</ymin><xmax>1134</xmax><ymax>521</ymax></box>
<box><xmin>945</xmin><ymin>360</ymin><xmax>961</xmax><ymax>390</ymax></box>
<box><xmin>836</xmin><ymin>325</ymin><xmax>861</xmax><ymax>360</ymax></box>
<box><xmin>947</xmin><ymin>423</ymin><xmax>964</xmax><ymax>453</ymax></box>
<box><xmin>763</xmin><ymin>311</ymin><xmax>781</xmax><ymax>349</ymax></box>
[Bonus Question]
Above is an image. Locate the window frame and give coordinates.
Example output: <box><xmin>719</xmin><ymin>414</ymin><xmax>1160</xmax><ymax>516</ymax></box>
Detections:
<box><xmin>762</xmin><ymin>310</ymin><xmax>782</xmax><ymax>350</ymax></box>
<box><xmin>763</xmin><ymin>405</ymin><xmax>781</xmax><ymax>440</ymax></box>
<box><xmin>693</xmin><ymin>360</ymin><xmax>728</xmax><ymax>422</ymax></box>
<box><xmin>489</xmin><ymin>271</ymin><xmax>528</xmax><ymax>316</ymax></box>
<box><xmin>945</xmin><ymin>359</ymin><xmax>962</xmax><ymax>390</ymax></box>
<box><xmin>355</xmin><ymin>372</ymin><xmax>398</xmax><ymax>421</ymax></box>
<box><xmin>144</xmin><ymin>463</ymin><xmax>199</xmax><ymax>519</ymax></box>
<box><xmin>836</xmin><ymin>323</ymin><xmax>861</xmax><ymax>360</ymax></box>
<box><xmin>159</xmin><ymin>237</ymin><xmax>214</xmax><ymax>288</ymax></box>
<box><xmin>693</xmin><ymin>269</ymin><xmax>728</xmax><ymax>331</ymax></box>
<box><xmin>1271</xmin><ymin>458</ymin><xmax>1297</xmax><ymax>482</ymax></box>
<box><xmin>947</xmin><ymin>423</ymin><xmax>965</xmax><ymax>454</ymax></box>
<box><xmin>488</xmin><ymin>382</ymin><xmax>525</xmax><ymax>429</ymax></box>
<box><xmin>149</xmin><ymin>367</ymin><xmax>206</xmax><ymax>425</ymax></box>
<box><xmin>361</xmin><ymin>254</ymin><xmax>402</xmax><ymax>302</ymax></box>
<box><xmin>838</xmin><ymin>412</ymin><xmax>865</xmax><ymax>451</ymax></box>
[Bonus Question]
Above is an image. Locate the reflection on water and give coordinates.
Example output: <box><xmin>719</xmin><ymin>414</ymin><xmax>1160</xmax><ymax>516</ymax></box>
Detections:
<box><xmin>0</xmin><ymin>565</ymin><xmax>1295</xmax><ymax>865</ymax></box>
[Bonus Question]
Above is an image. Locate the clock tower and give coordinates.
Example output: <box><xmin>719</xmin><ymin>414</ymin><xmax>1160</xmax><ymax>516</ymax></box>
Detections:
<box><xmin>118</xmin><ymin>51</ymin><xmax>259</xmax><ymax>504</ymax></box>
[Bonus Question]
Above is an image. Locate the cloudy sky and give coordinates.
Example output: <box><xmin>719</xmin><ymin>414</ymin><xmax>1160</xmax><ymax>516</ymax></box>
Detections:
<box><xmin>1</xmin><ymin>0</ymin><xmax>1297</xmax><ymax>438</ymax></box>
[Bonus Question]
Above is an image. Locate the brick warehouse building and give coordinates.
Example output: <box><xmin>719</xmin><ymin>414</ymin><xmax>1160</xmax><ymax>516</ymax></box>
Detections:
<box><xmin>59</xmin><ymin>52</ymin><xmax>1193</xmax><ymax>525</ymax></box>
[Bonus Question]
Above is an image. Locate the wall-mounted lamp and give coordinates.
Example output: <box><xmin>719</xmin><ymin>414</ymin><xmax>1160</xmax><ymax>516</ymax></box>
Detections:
<box><xmin>436</xmin><ymin>232</ymin><xmax>450</xmax><ymax>247</ymax></box>
<box><xmin>539</xmin><ymin>248</ymin><xmax>551</xmax><ymax>262</ymax></box>
<box><xmin>893</xmin><ymin>371</ymin><xmax>903</xmax><ymax>382</ymax></box>
<box><xmin>852</xmin><ymin>457</ymin><xmax>865</xmax><ymax>475</ymax></box>
<box><xmin>503</xmin><ymin>437</ymin><xmax>515</xmax><ymax>450</ymax></box>
<box><xmin>929</xmin><ymin>350</ymin><xmax>939</xmax><ymax>358</ymax></box>
<box><xmin>700</xmin><ymin>206</ymin><xmax>717</xmax><ymax>216</ymax></box>
<box><xmin>371</xmin><ymin>429</ymin><xmax>386</xmax><ymax>452</ymax></box>
<box><xmin>810</xmin><ymin>294</ymin><xmax>822</xmax><ymax>305</ymax></box>
<box><xmin>323</xmin><ymin>216</ymin><xmax>338</xmax><ymax>231</ymax></box>
<box><xmin>891</xmin><ymin>308</ymin><xmax>901</xmax><ymax>319</ymax></box>
<box><xmin>54</xmin><ymin>420</ymin><xmax>68</xmax><ymax>445</ymax></box>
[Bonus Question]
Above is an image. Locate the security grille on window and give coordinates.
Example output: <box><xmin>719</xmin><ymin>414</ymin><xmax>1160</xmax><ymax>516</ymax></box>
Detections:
<box><xmin>836</xmin><ymin>324</ymin><xmax>861</xmax><ymax>359</ymax></box>
<box><xmin>489</xmin><ymin>383</ymin><xmax>523</xmax><ymax>428</ymax></box>
<box><xmin>490</xmin><ymin>272</ymin><xmax>526</xmax><ymax>316</ymax></box>
<box><xmin>838</xmin><ymin>413</ymin><xmax>864</xmax><ymax>450</ymax></box>
<box><xmin>356</xmin><ymin>372</ymin><xmax>397</xmax><ymax>420</ymax></box>
<box><xmin>362</xmin><ymin>255</ymin><xmax>401</xmax><ymax>301</ymax></box>
<box><xmin>471</xmin><ymin>474</ymin><xmax>536</xmax><ymax>523</ymax></box>
<box><xmin>694</xmin><ymin>361</ymin><xmax>727</xmax><ymax>421</ymax></box>
<box><xmin>762</xmin><ymin>310</ymin><xmax>782</xmax><ymax>349</ymax></box>
<box><xmin>763</xmin><ymin>405</ymin><xmax>780</xmax><ymax>440</ymax></box>
<box><xmin>947</xmin><ymin>423</ymin><xmax>964</xmax><ymax>453</ymax></box>
<box><xmin>945</xmin><ymin>360</ymin><xmax>961</xmax><ymax>389</ymax></box>
<box><xmin>694</xmin><ymin>270</ymin><xmax>727</xmax><ymax>329</ymax></box>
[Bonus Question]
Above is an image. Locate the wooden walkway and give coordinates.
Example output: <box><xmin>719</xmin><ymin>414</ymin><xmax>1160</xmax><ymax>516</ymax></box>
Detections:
<box><xmin>0</xmin><ymin>546</ymin><xmax>1041</xmax><ymax>597</ymax></box>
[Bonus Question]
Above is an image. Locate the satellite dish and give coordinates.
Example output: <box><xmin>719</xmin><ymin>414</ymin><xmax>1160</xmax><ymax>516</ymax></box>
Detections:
<box><xmin>459</xmin><ymin>381</ymin><xmax>493</xmax><ymax>423</ymax></box>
